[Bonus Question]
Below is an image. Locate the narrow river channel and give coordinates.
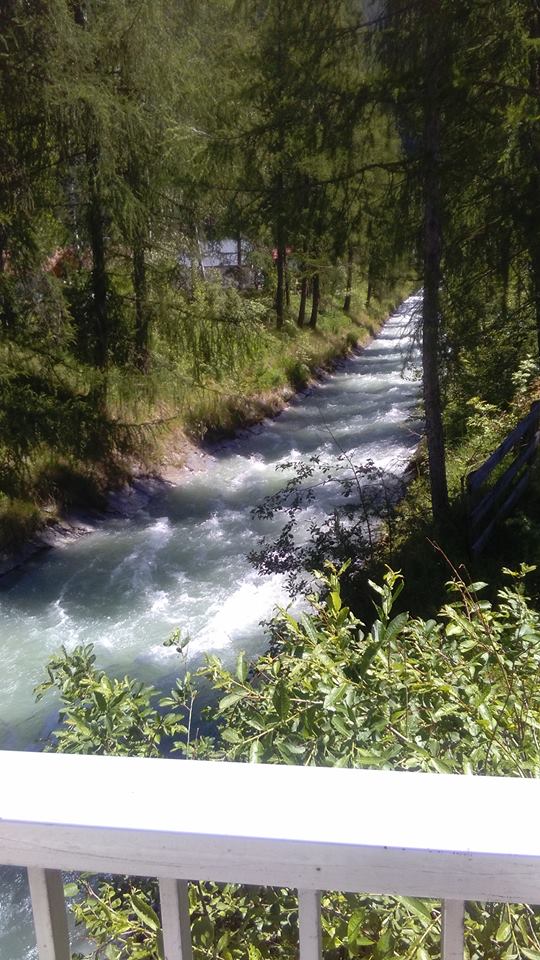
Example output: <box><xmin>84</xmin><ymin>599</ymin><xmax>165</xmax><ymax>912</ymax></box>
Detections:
<box><xmin>0</xmin><ymin>293</ymin><xmax>422</xmax><ymax>958</ymax></box>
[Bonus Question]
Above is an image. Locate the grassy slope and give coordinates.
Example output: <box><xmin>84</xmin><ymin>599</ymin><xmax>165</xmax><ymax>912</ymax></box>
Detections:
<box><xmin>373</xmin><ymin>394</ymin><xmax>540</xmax><ymax>619</ymax></box>
<box><xmin>173</xmin><ymin>281</ymin><xmax>411</xmax><ymax>440</ymax></box>
<box><xmin>0</xmin><ymin>279</ymin><xmax>413</xmax><ymax>554</ymax></box>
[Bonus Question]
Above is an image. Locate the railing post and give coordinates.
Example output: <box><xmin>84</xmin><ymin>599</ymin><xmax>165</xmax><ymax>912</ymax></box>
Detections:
<box><xmin>442</xmin><ymin>900</ymin><xmax>464</xmax><ymax>960</ymax></box>
<box><xmin>27</xmin><ymin>868</ymin><xmax>70</xmax><ymax>960</ymax></box>
<box><xmin>298</xmin><ymin>889</ymin><xmax>322</xmax><ymax>960</ymax></box>
<box><xmin>159</xmin><ymin>878</ymin><xmax>193</xmax><ymax>960</ymax></box>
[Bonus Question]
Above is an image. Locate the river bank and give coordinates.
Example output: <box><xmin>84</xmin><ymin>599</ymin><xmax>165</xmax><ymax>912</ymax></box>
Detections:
<box><xmin>0</xmin><ymin>284</ymin><xmax>414</xmax><ymax>579</ymax></box>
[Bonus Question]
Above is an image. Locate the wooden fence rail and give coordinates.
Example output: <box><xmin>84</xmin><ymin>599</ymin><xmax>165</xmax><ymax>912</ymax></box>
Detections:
<box><xmin>3</xmin><ymin>753</ymin><xmax>540</xmax><ymax>960</ymax></box>
<box><xmin>466</xmin><ymin>401</ymin><xmax>540</xmax><ymax>555</ymax></box>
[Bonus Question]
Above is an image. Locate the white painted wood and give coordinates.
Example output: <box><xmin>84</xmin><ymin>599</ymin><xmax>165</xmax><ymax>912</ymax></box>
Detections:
<box><xmin>298</xmin><ymin>890</ymin><xmax>322</xmax><ymax>960</ymax></box>
<box><xmin>4</xmin><ymin>753</ymin><xmax>540</xmax><ymax>858</ymax></box>
<box><xmin>7</xmin><ymin>825</ymin><xmax>540</xmax><ymax>902</ymax></box>
<box><xmin>159</xmin><ymin>879</ymin><xmax>193</xmax><ymax>960</ymax></box>
<box><xmin>27</xmin><ymin>867</ymin><xmax>70</xmax><ymax>960</ymax></box>
<box><xmin>442</xmin><ymin>900</ymin><xmax>464</xmax><ymax>960</ymax></box>
<box><xmin>1</xmin><ymin>754</ymin><xmax>540</xmax><ymax>903</ymax></box>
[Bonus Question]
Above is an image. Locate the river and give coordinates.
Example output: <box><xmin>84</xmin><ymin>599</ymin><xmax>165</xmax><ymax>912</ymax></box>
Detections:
<box><xmin>0</xmin><ymin>292</ymin><xmax>422</xmax><ymax>958</ymax></box>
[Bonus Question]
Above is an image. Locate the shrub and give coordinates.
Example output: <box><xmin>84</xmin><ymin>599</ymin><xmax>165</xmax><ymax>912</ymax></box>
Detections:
<box><xmin>38</xmin><ymin>563</ymin><xmax>540</xmax><ymax>959</ymax></box>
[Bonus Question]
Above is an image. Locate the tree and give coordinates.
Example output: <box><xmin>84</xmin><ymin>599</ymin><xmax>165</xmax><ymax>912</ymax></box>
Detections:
<box><xmin>219</xmin><ymin>0</ymin><xmax>380</xmax><ymax>328</ymax></box>
<box><xmin>378</xmin><ymin>0</ymin><xmax>536</xmax><ymax>521</ymax></box>
<box><xmin>52</xmin><ymin>0</ymin><xmax>183</xmax><ymax>371</ymax></box>
<box><xmin>0</xmin><ymin>1</ymin><xmax>61</xmax><ymax>332</ymax></box>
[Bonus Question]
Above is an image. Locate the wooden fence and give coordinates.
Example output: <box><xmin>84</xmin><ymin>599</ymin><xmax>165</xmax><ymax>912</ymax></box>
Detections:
<box><xmin>466</xmin><ymin>401</ymin><xmax>540</xmax><ymax>555</ymax></box>
<box><xmin>4</xmin><ymin>751</ymin><xmax>540</xmax><ymax>960</ymax></box>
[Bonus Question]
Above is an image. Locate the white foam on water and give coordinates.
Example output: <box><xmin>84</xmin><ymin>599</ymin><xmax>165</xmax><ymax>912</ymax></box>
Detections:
<box><xmin>189</xmin><ymin>572</ymin><xmax>289</xmax><ymax>654</ymax></box>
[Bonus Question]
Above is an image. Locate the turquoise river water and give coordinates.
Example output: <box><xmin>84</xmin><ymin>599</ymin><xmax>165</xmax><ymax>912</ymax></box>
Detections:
<box><xmin>0</xmin><ymin>293</ymin><xmax>422</xmax><ymax>958</ymax></box>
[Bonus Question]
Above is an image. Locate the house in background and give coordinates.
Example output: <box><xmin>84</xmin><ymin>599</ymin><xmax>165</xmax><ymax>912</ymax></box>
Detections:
<box><xmin>179</xmin><ymin>237</ymin><xmax>261</xmax><ymax>289</ymax></box>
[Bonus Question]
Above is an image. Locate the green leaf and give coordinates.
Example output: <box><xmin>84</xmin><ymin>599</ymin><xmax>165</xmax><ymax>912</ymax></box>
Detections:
<box><xmin>272</xmin><ymin>682</ymin><xmax>290</xmax><ymax>719</ymax></box>
<box><xmin>193</xmin><ymin>913</ymin><xmax>214</xmax><ymax>945</ymax></box>
<box><xmin>431</xmin><ymin>757</ymin><xmax>453</xmax><ymax>774</ymax></box>
<box><xmin>384</xmin><ymin>612</ymin><xmax>409</xmax><ymax>643</ymax></box>
<box><xmin>218</xmin><ymin>691</ymin><xmax>246</xmax><ymax>712</ymax></box>
<box><xmin>69</xmin><ymin>715</ymin><xmax>94</xmax><ymax>738</ymax></box>
<box><xmin>220</xmin><ymin>727</ymin><xmax>241</xmax><ymax>743</ymax></box>
<box><xmin>276</xmin><ymin>740</ymin><xmax>302</xmax><ymax>762</ymax></box>
<box><xmin>249</xmin><ymin>739</ymin><xmax>263</xmax><ymax>763</ymax></box>
<box><xmin>217</xmin><ymin>931</ymin><xmax>231</xmax><ymax>951</ymax></box>
<box><xmin>323</xmin><ymin>684</ymin><xmax>346</xmax><ymax>710</ymax></box>
<box><xmin>521</xmin><ymin>949</ymin><xmax>540</xmax><ymax>959</ymax></box>
<box><xmin>94</xmin><ymin>690</ymin><xmax>107</xmax><ymax>712</ymax></box>
<box><xmin>331</xmin><ymin>714</ymin><xmax>350</xmax><ymax>736</ymax></box>
<box><xmin>400</xmin><ymin>896</ymin><xmax>433</xmax><ymax>923</ymax></box>
<box><xmin>495</xmin><ymin>921</ymin><xmax>511</xmax><ymax>942</ymax></box>
<box><xmin>330</xmin><ymin>589</ymin><xmax>342</xmax><ymax>612</ymax></box>
<box><xmin>236</xmin><ymin>652</ymin><xmax>248</xmax><ymax>683</ymax></box>
<box><xmin>63</xmin><ymin>882</ymin><xmax>79</xmax><ymax>898</ymax></box>
<box><xmin>357</xmin><ymin>636</ymin><xmax>385</xmax><ymax>678</ymax></box>
<box><xmin>131</xmin><ymin>893</ymin><xmax>160</xmax><ymax>932</ymax></box>
<box><xmin>347</xmin><ymin>910</ymin><xmax>373</xmax><ymax>945</ymax></box>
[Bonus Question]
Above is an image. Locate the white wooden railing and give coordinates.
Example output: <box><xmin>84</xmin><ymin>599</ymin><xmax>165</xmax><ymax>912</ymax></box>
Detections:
<box><xmin>2</xmin><ymin>751</ymin><xmax>540</xmax><ymax>960</ymax></box>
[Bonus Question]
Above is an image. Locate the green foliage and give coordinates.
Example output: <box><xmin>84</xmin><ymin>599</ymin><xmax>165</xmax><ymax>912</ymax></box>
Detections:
<box><xmin>35</xmin><ymin>643</ymin><xmax>195</xmax><ymax>757</ymax></box>
<box><xmin>39</xmin><ymin>563</ymin><xmax>540</xmax><ymax>958</ymax></box>
<box><xmin>207</xmin><ymin>563</ymin><xmax>540</xmax><ymax>776</ymax></box>
<box><xmin>0</xmin><ymin>497</ymin><xmax>43</xmax><ymax>551</ymax></box>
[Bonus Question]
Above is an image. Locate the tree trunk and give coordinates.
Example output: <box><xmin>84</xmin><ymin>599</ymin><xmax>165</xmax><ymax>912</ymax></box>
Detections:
<box><xmin>309</xmin><ymin>273</ymin><xmax>320</xmax><ymax>329</ymax></box>
<box><xmin>0</xmin><ymin>225</ymin><xmax>14</xmax><ymax>331</ymax></box>
<box><xmin>365</xmin><ymin>220</ymin><xmax>374</xmax><ymax>309</ymax></box>
<box><xmin>530</xmin><ymin>245</ymin><xmax>540</xmax><ymax>359</ymax></box>
<box><xmin>274</xmin><ymin>160</ymin><xmax>286</xmax><ymax>328</ymax></box>
<box><xmin>274</xmin><ymin>0</ymin><xmax>286</xmax><ymax>329</ymax></box>
<box><xmin>0</xmin><ymin>226</ymin><xmax>7</xmax><ymax>274</ymax></box>
<box><xmin>236</xmin><ymin>233</ymin><xmax>243</xmax><ymax>290</ymax></box>
<box><xmin>275</xmin><ymin>245</ymin><xmax>285</xmax><ymax>328</ymax></box>
<box><xmin>500</xmin><ymin>230</ymin><xmax>511</xmax><ymax>324</ymax></box>
<box><xmin>344</xmin><ymin>245</ymin><xmax>353</xmax><ymax>313</ymax></box>
<box><xmin>422</xmin><ymin>7</ymin><xmax>449</xmax><ymax>523</ymax></box>
<box><xmin>133</xmin><ymin>236</ymin><xmax>150</xmax><ymax>372</ymax></box>
<box><xmin>527</xmin><ymin>5</ymin><xmax>540</xmax><ymax>357</ymax></box>
<box><xmin>195</xmin><ymin>226</ymin><xmax>206</xmax><ymax>281</ymax></box>
<box><xmin>297</xmin><ymin>275</ymin><xmax>307</xmax><ymax>327</ymax></box>
<box><xmin>87</xmin><ymin>166</ymin><xmax>108</xmax><ymax>370</ymax></box>
<box><xmin>71</xmin><ymin>1</ymin><xmax>85</xmax><ymax>26</ymax></box>
<box><xmin>75</xmin><ymin>0</ymin><xmax>108</xmax><ymax>370</ymax></box>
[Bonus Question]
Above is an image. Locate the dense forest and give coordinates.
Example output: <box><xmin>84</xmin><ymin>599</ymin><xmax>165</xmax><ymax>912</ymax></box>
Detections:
<box><xmin>6</xmin><ymin>0</ymin><xmax>540</xmax><ymax>957</ymax></box>
<box><xmin>3</xmin><ymin>0</ymin><xmax>540</xmax><ymax>554</ymax></box>
<box><xmin>0</xmin><ymin>0</ymin><xmax>530</xmax><ymax>538</ymax></box>
<box><xmin>0</xmin><ymin>0</ymin><xmax>409</xmax><ymax>551</ymax></box>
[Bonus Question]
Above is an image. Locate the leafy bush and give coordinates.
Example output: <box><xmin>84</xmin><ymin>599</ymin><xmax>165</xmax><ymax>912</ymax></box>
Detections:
<box><xmin>38</xmin><ymin>564</ymin><xmax>540</xmax><ymax>958</ymax></box>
